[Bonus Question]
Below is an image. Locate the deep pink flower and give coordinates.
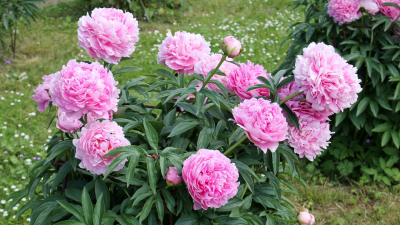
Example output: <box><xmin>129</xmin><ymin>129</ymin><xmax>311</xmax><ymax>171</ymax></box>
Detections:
<box><xmin>32</xmin><ymin>73</ymin><xmax>57</xmax><ymax>112</ymax></box>
<box><xmin>232</xmin><ymin>98</ymin><xmax>288</xmax><ymax>153</ymax></box>
<box><xmin>298</xmin><ymin>209</ymin><xmax>315</xmax><ymax>225</ymax></box>
<box><xmin>166</xmin><ymin>167</ymin><xmax>182</xmax><ymax>185</ymax></box>
<box><xmin>293</xmin><ymin>42</ymin><xmax>362</xmax><ymax>114</ymax></box>
<box><xmin>278</xmin><ymin>82</ymin><xmax>332</xmax><ymax>121</ymax></box>
<box><xmin>73</xmin><ymin>120</ymin><xmax>130</xmax><ymax>175</ymax></box>
<box><xmin>227</xmin><ymin>61</ymin><xmax>271</xmax><ymax>99</ymax></box>
<box><xmin>222</xmin><ymin>36</ymin><xmax>242</xmax><ymax>58</ymax></box>
<box><xmin>361</xmin><ymin>0</ymin><xmax>379</xmax><ymax>14</ymax></box>
<box><xmin>328</xmin><ymin>0</ymin><xmax>361</xmax><ymax>25</ymax></box>
<box><xmin>50</xmin><ymin>60</ymin><xmax>120</xmax><ymax>120</ymax></box>
<box><xmin>57</xmin><ymin>112</ymin><xmax>83</xmax><ymax>133</ymax></box>
<box><xmin>78</xmin><ymin>8</ymin><xmax>139</xmax><ymax>64</ymax></box>
<box><xmin>157</xmin><ymin>31</ymin><xmax>211</xmax><ymax>75</ymax></box>
<box><xmin>182</xmin><ymin>149</ymin><xmax>239</xmax><ymax>210</ymax></box>
<box><xmin>376</xmin><ymin>0</ymin><xmax>400</xmax><ymax>21</ymax></box>
<box><xmin>86</xmin><ymin>110</ymin><xmax>113</xmax><ymax>123</ymax></box>
<box><xmin>287</xmin><ymin>119</ymin><xmax>332</xmax><ymax>161</ymax></box>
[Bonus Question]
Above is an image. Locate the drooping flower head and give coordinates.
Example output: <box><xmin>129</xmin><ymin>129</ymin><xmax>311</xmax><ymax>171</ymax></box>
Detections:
<box><xmin>293</xmin><ymin>42</ymin><xmax>362</xmax><ymax>114</ymax></box>
<box><xmin>182</xmin><ymin>149</ymin><xmax>239</xmax><ymax>210</ymax></box>
<box><xmin>32</xmin><ymin>73</ymin><xmax>57</xmax><ymax>112</ymax></box>
<box><xmin>227</xmin><ymin>60</ymin><xmax>271</xmax><ymax>99</ymax></box>
<box><xmin>73</xmin><ymin>120</ymin><xmax>130</xmax><ymax>175</ymax></box>
<box><xmin>222</xmin><ymin>36</ymin><xmax>242</xmax><ymax>58</ymax></box>
<box><xmin>50</xmin><ymin>60</ymin><xmax>120</xmax><ymax>120</ymax></box>
<box><xmin>78</xmin><ymin>8</ymin><xmax>139</xmax><ymax>64</ymax></box>
<box><xmin>232</xmin><ymin>98</ymin><xmax>288</xmax><ymax>153</ymax></box>
<box><xmin>57</xmin><ymin>112</ymin><xmax>83</xmax><ymax>133</ymax></box>
<box><xmin>328</xmin><ymin>0</ymin><xmax>361</xmax><ymax>25</ymax></box>
<box><xmin>287</xmin><ymin>119</ymin><xmax>332</xmax><ymax>161</ymax></box>
<box><xmin>297</xmin><ymin>209</ymin><xmax>316</xmax><ymax>225</ymax></box>
<box><xmin>376</xmin><ymin>0</ymin><xmax>400</xmax><ymax>21</ymax></box>
<box><xmin>360</xmin><ymin>0</ymin><xmax>379</xmax><ymax>15</ymax></box>
<box><xmin>157</xmin><ymin>31</ymin><xmax>211</xmax><ymax>75</ymax></box>
<box><xmin>166</xmin><ymin>167</ymin><xmax>183</xmax><ymax>186</ymax></box>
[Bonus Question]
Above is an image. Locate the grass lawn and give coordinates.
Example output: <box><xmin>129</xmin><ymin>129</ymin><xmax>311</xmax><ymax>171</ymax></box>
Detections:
<box><xmin>0</xmin><ymin>0</ymin><xmax>399</xmax><ymax>224</ymax></box>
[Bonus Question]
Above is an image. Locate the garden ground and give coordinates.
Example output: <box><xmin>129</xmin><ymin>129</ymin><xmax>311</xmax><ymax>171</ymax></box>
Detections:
<box><xmin>0</xmin><ymin>0</ymin><xmax>399</xmax><ymax>224</ymax></box>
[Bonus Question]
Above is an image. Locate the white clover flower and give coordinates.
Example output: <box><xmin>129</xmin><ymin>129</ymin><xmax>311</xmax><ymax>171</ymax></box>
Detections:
<box><xmin>3</xmin><ymin>122</ymin><xmax>6</xmax><ymax>125</ymax></box>
<box><xmin>1</xmin><ymin>200</ymin><xmax>5</xmax><ymax>204</ymax></box>
<box><xmin>10</xmin><ymin>103</ymin><xmax>14</xmax><ymax>106</ymax></box>
<box><xmin>3</xmin><ymin>160</ymin><xmax>8</xmax><ymax>162</ymax></box>
<box><xmin>3</xmin><ymin>188</ymin><xmax>7</xmax><ymax>191</ymax></box>
<box><xmin>14</xmin><ymin>134</ymin><xmax>19</xmax><ymax>138</ymax></box>
<box><xmin>12</xmin><ymin>207</ymin><xmax>17</xmax><ymax>210</ymax></box>
<box><xmin>22</xmin><ymin>198</ymin><xmax>26</xmax><ymax>202</ymax></box>
<box><xmin>0</xmin><ymin>97</ymin><xmax>4</xmax><ymax>100</ymax></box>
<box><xmin>0</xmin><ymin>209</ymin><xmax>3</xmax><ymax>212</ymax></box>
<box><xmin>21</xmin><ymin>177</ymin><xmax>25</xmax><ymax>180</ymax></box>
<box><xmin>11</xmin><ymin>185</ymin><xmax>16</xmax><ymax>189</ymax></box>
<box><xmin>27</xmin><ymin>218</ymin><xmax>31</xmax><ymax>222</ymax></box>
<box><xmin>21</xmin><ymin>133</ymin><xmax>25</xmax><ymax>136</ymax></box>
<box><xmin>14</xmin><ymin>189</ymin><xmax>18</xmax><ymax>191</ymax></box>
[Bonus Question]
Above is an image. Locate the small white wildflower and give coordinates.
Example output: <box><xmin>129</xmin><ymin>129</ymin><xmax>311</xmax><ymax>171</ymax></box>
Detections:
<box><xmin>0</xmin><ymin>200</ymin><xmax>5</xmax><ymax>204</ymax></box>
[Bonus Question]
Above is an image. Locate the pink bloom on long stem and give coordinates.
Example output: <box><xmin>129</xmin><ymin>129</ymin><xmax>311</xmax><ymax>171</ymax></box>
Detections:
<box><xmin>166</xmin><ymin>167</ymin><xmax>182</xmax><ymax>185</ymax></box>
<box><xmin>328</xmin><ymin>0</ymin><xmax>361</xmax><ymax>25</ymax></box>
<box><xmin>32</xmin><ymin>73</ymin><xmax>57</xmax><ymax>112</ymax></box>
<box><xmin>376</xmin><ymin>0</ymin><xmax>400</xmax><ymax>21</ymax></box>
<box><xmin>57</xmin><ymin>112</ymin><xmax>83</xmax><ymax>133</ymax></box>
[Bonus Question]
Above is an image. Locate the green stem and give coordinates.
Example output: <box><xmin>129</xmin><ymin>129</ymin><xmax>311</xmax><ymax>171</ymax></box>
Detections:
<box><xmin>199</xmin><ymin>55</ymin><xmax>227</xmax><ymax>91</ymax></box>
<box><xmin>280</xmin><ymin>91</ymin><xmax>304</xmax><ymax>105</ymax></box>
<box><xmin>60</xmin><ymin>132</ymin><xmax>65</xmax><ymax>141</ymax></box>
<box><xmin>369</xmin><ymin>30</ymin><xmax>373</xmax><ymax>58</ymax></box>
<box><xmin>241</xmin><ymin>184</ymin><xmax>247</xmax><ymax>200</ymax></box>
<box><xmin>224</xmin><ymin>135</ymin><xmax>247</xmax><ymax>156</ymax></box>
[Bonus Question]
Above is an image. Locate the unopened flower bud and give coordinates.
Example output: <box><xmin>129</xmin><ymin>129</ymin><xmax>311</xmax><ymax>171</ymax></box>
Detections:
<box><xmin>166</xmin><ymin>167</ymin><xmax>182</xmax><ymax>186</ymax></box>
<box><xmin>222</xmin><ymin>36</ymin><xmax>242</xmax><ymax>58</ymax></box>
<box><xmin>297</xmin><ymin>208</ymin><xmax>315</xmax><ymax>225</ymax></box>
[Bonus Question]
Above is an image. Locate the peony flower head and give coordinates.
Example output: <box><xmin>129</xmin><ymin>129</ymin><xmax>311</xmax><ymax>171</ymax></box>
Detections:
<box><xmin>50</xmin><ymin>60</ymin><xmax>120</xmax><ymax>120</ymax></box>
<box><xmin>278</xmin><ymin>82</ymin><xmax>332</xmax><ymax>121</ymax></box>
<box><xmin>293</xmin><ymin>42</ymin><xmax>362</xmax><ymax>114</ymax></box>
<box><xmin>360</xmin><ymin>0</ymin><xmax>379</xmax><ymax>15</ymax></box>
<box><xmin>182</xmin><ymin>149</ymin><xmax>239</xmax><ymax>210</ymax></box>
<box><xmin>328</xmin><ymin>0</ymin><xmax>361</xmax><ymax>25</ymax></box>
<box><xmin>166</xmin><ymin>167</ymin><xmax>183</xmax><ymax>186</ymax></box>
<box><xmin>32</xmin><ymin>73</ymin><xmax>57</xmax><ymax>112</ymax></box>
<box><xmin>376</xmin><ymin>0</ymin><xmax>400</xmax><ymax>21</ymax></box>
<box><xmin>287</xmin><ymin>119</ymin><xmax>332</xmax><ymax>161</ymax></box>
<box><xmin>232</xmin><ymin>98</ymin><xmax>288</xmax><ymax>153</ymax></box>
<box><xmin>297</xmin><ymin>209</ymin><xmax>315</xmax><ymax>225</ymax></box>
<box><xmin>57</xmin><ymin>112</ymin><xmax>83</xmax><ymax>133</ymax></box>
<box><xmin>73</xmin><ymin>120</ymin><xmax>130</xmax><ymax>175</ymax></box>
<box><xmin>222</xmin><ymin>36</ymin><xmax>242</xmax><ymax>58</ymax></box>
<box><xmin>86</xmin><ymin>110</ymin><xmax>113</xmax><ymax>123</ymax></box>
<box><xmin>157</xmin><ymin>31</ymin><xmax>211</xmax><ymax>75</ymax></box>
<box><xmin>227</xmin><ymin>60</ymin><xmax>271</xmax><ymax>99</ymax></box>
<box><xmin>78</xmin><ymin>8</ymin><xmax>139</xmax><ymax>64</ymax></box>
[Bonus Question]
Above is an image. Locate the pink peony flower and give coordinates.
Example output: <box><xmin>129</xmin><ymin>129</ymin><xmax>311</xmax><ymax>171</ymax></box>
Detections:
<box><xmin>182</xmin><ymin>149</ymin><xmax>239</xmax><ymax>210</ymax></box>
<box><xmin>166</xmin><ymin>167</ymin><xmax>183</xmax><ymax>186</ymax></box>
<box><xmin>293</xmin><ymin>42</ymin><xmax>362</xmax><ymax>114</ymax></box>
<box><xmin>50</xmin><ymin>60</ymin><xmax>120</xmax><ymax>120</ymax></box>
<box><xmin>86</xmin><ymin>110</ymin><xmax>113</xmax><ymax>123</ymax></box>
<box><xmin>194</xmin><ymin>54</ymin><xmax>236</xmax><ymax>94</ymax></box>
<box><xmin>227</xmin><ymin>60</ymin><xmax>271</xmax><ymax>99</ymax></box>
<box><xmin>57</xmin><ymin>112</ymin><xmax>83</xmax><ymax>133</ymax></box>
<box><xmin>361</xmin><ymin>0</ymin><xmax>379</xmax><ymax>14</ymax></box>
<box><xmin>297</xmin><ymin>209</ymin><xmax>315</xmax><ymax>225</ymax></box>
<box><xmin>73</xmin><ymin>120</ymin><xmax>130</xmax><ymax>175</ymax></box>
<box><xmin>222</xmin><ymin>36</ymin><xmax>242</xmax><ymax>58</ymax></box>
<box><xmin>232</xmin><ymin>98</ymin><xmax>288</xmax><ymax>153</ymax></box>
<box><xmin>287</xmin><ymin>119</ymin><xmax>332</xmax><ymax>161</ymax></box>
<box><xmin>32</xmin><ymin>73</ymin><xmax>57</xmax><ymax>112</ymax></box>
<box><xmin>278</xmin><ymin>82</ymin><xmax>332</xmax><ymax>121</ymax></box>
<box><xmin>157</xmin><ymin>31</ymin><xmax>211</xmax><ymax>75</ymax></box>
<box><xmin>78</xmin><ymin>8</ymin><xmax>139</xmax><ymax>64</ymax></box>
<box><xmin>376</xmin><ymin>0</ymin><xmax>400</xmax><ymax>21</ymax></box>
<box><xmin>328</xmin><ymin>0</ymin><xmax>361</xmax><ymax>25</ymax></box>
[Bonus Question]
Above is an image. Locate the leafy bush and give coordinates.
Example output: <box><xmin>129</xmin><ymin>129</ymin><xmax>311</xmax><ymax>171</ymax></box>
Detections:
<box><xmin>279</xmin><ymin>0</ymin><xmax>400</xmax><ymax>186</ymax></box>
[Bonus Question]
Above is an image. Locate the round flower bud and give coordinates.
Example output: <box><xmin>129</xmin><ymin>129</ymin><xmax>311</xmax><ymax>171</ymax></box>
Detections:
<box><xmin>165</xmin><ymin>167</ymin><xmax>182</xmax><ymax>186</ymax></box>
<box><xmin>297</xmin><ymin>209</ymin><xmax>315</xmax><ymax>225</ymax></box>
<box><xmin>56</xmin><ymin>112</ymin><xmax>83</xmax><ymax>133</ymax></box>
<box><xmin>222</xmin><ymin>36</ymin><xmax>242</xmax><ymax>58</ymax></box>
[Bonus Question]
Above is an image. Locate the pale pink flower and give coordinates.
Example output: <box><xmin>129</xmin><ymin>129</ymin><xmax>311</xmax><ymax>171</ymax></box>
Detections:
<box><xmin>287</xmin><ymin>119</ymin><xmax>332</xmax><ymax>161</ymax></box>
<box><xmin>328</xmin><ymin>0</ymin><xmax>361</xmax><ymax>25</ymax></box>
<box><xmin>57</xmin><ymin>112</ymin><xmax>83</xmax><ymax>133</ymax></box>
<box><xmin>78</xmin><ymin>8</ymin><xmax>139</xmax><ymax>64</ymax></box>
<box><xmin>32</xmin><ymin>73</ymin><xmax>57</xmax><ymax>112</ymax></box>
<box><xmin>86</xmin><ymin>111</ymin><xmax>113</xmax><ymax>123</ymax></box>
<box><xmin>297</xmin><ymin>209</ymin><xmax>315</xmax><ymax>225</ymax></box>
<box><xmin>50</xmin><ymin>60</ymin><xmax>120</xmax><ymax>120</ymax></box>
<box><xmin>222</xmin><ymin>36</ymin><xmax>242</xmax><ymax>58</ymax></box>
<box><xmin>227</xmin><ymin>61</ymin><xmax>271</xmax><ymax>99</ymax></box>
<box><xmin>278</xmin><ymin>82</ymin><xmax>332</xmax><ymax>121</ymax></box>
<box><xmin>376</xmin><ymin>0</ymin><xmax>400</xmax><ymax>21</ymax></box>
<box><xmin>293</xmin><ymin>42</ymin><xmax>362</xmax><ymax>114</ymax></box>
<box><xmin>166</xmin><ymin>167</ymin><xmax>183</xmax><ymax>185</ymax></box>
<box><xmin>182</xmin><ymin>149</ymin><xmax>239</xmax><ymax>210</ymax></box>
<box><xmin>232</xmin><ymin>98</ymin><xmax>288</xmax><ymax>153</ymax></box>
<box><xmin>73</xmin><ymin>120</ymin><xmax>130</xmax><ymax>175</ymax></box>
<box><xmin>157</xmin><ymin>31</ymin><xmax>211</xmax><ymax>75</ymax></box>
<box><xmin>361</xmin><ymin>0</ymin><xmax>379</xmax><ymax>14</ymax></box>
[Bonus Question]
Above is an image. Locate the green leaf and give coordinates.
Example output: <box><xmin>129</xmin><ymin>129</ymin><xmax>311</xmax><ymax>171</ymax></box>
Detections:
<box><xmin>82</xmin><ymin>187</ymin><xmax>93</xmax><ymax>225</ymax></box>
<box><xmin>143</xmin><ymin>119</ymin><xmax>159</xmax><ymax>151</ymax></box>
<box><xmin>387</xmin><ymin>64</ymin><xmax>399</xmax><ymax>77</ymax></box>
<box><xmin>197</xmin><ymin>127</ymin><xmax>214</xmax><ymax>150</ymax></box>
<box><xmin>374</xmin><ymin>96</ymin><xmax>392</xmax><ymax>110</ymax></box>
<box><xmin>356</xmin><ymin>97</ymin><xmax>370</xmax><ymax>116</ymax></box>
<box><xmin>200</xmin><ymin>89</ymin><xmax>221</xmax><ymax>109</ymax></box>
<box><xmin>175</xmin><ymin>214</ymin><xmax>198</xmax><ymax>225</ymax></box>
<box><xmin>56</xmin><ymin>201</ymin><xmax>85</xmax><ymax>223</ymax></box>
<box><xmin>168</xmin><ymin>121</ymin><xmax>200</xmax><ymax>137</ymax></box>
<box><xmin>95</xmin><ymin>178</ymin><xmax>110</xmax><ymax>209</ymax></box>
<box><xmin>369</xmin><ymin>100</ymin><xmax>379</xmax><ymax>117</ymax></box>
<box><xmin>381</xmin><ymin>2</ymin><xmax>400</xmax><ymax>11</ymax></box>
<box><xmin>153</xmin><ymin>69</ymin><xmax>178</xmax><ymax>83</ymax></box>
<box><xmin>229</xmin><ymin>128</ymin><xmax>245</xmax><ymax>145</ymax></box>
<box><xmin>391</xmin><ymin>130</ymin><xmax>400</xmax><ymax>148</ymax></box>
<box><xmin>229</xmin><ymin>206</ymin><xmax>242</xmax><ymax>217</ymax></box>
<box><xmin>382</xmin><ymin>176</ymin><xmax>391</xmax><ymax>186</ymax></box>
<box><xmin>113</xmin><ymin>66</ymin><xmax>142</xmax><ymax>74</ymax></box>
<box><xmin>126</xmin><ymin>151</ymin><xmax>140</xmax><ymax>187</ymax></box>
<box><xmin>277</xmin><ymin>76</ymin><xmax>294</xmax><ymax>89</ymax></box>
<box><xmin>51</xmin><ymin>161</ymin><xmax>72</xmax><ymax>193</ymax></box>
<box><xmin>139</xmin><ymin>196</ymin><xmax>155</xmax><ymax>223</ymax></box>
<box><xmin>196</xmin><ymin>92</ymin><xmax>205</xmax><ymax>115</ymax></box>
<box><xmin>46</xmin><ymin>140</ymin><xmax>74</xmax><ymax>163</ymax></box>
<box><xmin>155</xmin><ymin>192</ymin><xmax>164</xmax><ymax>222</ymax></box>
<box><xmin>382</xmin><ymin>130</ymin><xmax>392</xmax><ymax>147</ymax></box>
<box><xmin>383</xmin><ymin>147</ymin><xmax>399</xmax><ymax>156</ymax></box>
<box><xmin>93</xmin><ymin>193</ymin><xmax>105</xmax><ymax>225</ymax></box>
<box><xmin>372</xmin><ymin>122</ymin><xmax>392</xmax><ymax>132</ymax></box>
<box><xmin>146</xmin><ymin>157</ymin><xmax>157</xmax><ymax>194</ymax></box>
<box><xmin>102</xmin><ymin>152</ymin><xmax>129</xmax><ymax>179</ymax></box>
<box><xmin>54</xmin><ymin>221</ymin><xmax>85</xmax><ymax>225</ymax></box>
<box><xmin>305</xmin><ymin>26</ymin><xmax>315</xmax><ymax>42</ymax></box>
<box><xmin>160</xmin><ymin>189</ymin><xmax>175</xmax><ymax>214</ymax></box>
<box><xmin>281</xmin><ymin>104</ymin><xmax>299</xmax><ymax>129</ymax></box>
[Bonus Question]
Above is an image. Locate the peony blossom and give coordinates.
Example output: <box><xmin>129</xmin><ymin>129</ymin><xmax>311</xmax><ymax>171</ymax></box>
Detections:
<box><xmin>287</xmin><ymin>119</ymin><xmax>332</xmax><ymax>161</ymax></box>
<box><xmin>278</xmin><ymin>82</ymin><xmax>332</xmax><ymax>121</ymax></box>
<box><xmin>157</xmin><ymin>31</ymin><xmax>211</xmax><ymax>75</ymax></box>
<box><xmin>376</xmin><ymin>0</ymin><xmax>400</xmax><ymax>21</ymax></box>
<box><xmin>78</xmin><ymin>8</ymin><xmax>139</xmax><ymax>64</ymax></box>
<box><xmin>297</xmin><ymin>209</ymin><xmax>315</xmax><ymax>225</ymax></box>
<box><xmin>73</xmin><ymin>120</ymin><xmax>130</xmax><ymax>175</ymax></box>
<box><xmin>232</xmin><ymin>98</ymin><xmax>288</xmax><ymax>153</ymax></box>
<box><xmin>328</xmin><ymin>0</ymin><xmax>361</xmax><ymax>25</ymax></box>
<box><xmin>222</xmin><ymin>36</ymin><xmax>242</xmax><ymax>58</ymax></box>
<box><xmin>86</xmin><ymin>110</ymin><xmax>113</xmax><ymax>123</ymax></box>
<box><xmin>182</xmin><ymin>149</ymin><xmax>239</xmax><ymax>210</ymax></box>
<box><xmin>293</xmin><ymin>42</ymin><xmax>362</xmax><ymax>114</ymax></box>
<box><xmin>227</xmin><ymin>60</ymin><xmax>271</xmax><ymax>99</ymax></box>
<box><xmin>50</xmin><ymin>60</ymin><xmax>120</xmax><ymax>120</ymax></box>
<box><xmin>32</xmin><ymin>73</ymin><xmax>57</xmax><ymax>112</ymax></box>
<box><xmin>56</xmin><ymin>112</ymin><xmax>83</xmax><ymax>133</ymax></box>
<box><xmin>360</xmin><ymin>0</ymin><xmax>379</xmax><ymax>14</ymax></box>
<box><xmin>165</xmin><ymin>167</ymin><xmax>183</xmax><ymax>185</ymax></box>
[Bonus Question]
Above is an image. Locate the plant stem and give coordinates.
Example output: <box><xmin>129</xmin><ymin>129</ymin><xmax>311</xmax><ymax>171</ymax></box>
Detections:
<box><xmin>199</xmin><ymin>55</ymin><xmax>227</xmax><ymax>91</ymax></box>
<box><xmin>241</xmin><ymin>184</ymin><xmax>247</xmax><ymax>200</ymax></box>
<box><xmin>280</xmin><ymin>91</ymin><xmax>303</xmax><ymax>105</ymax></box>
<box><xmin>224</xmin><ymin>135</ymin><xmax>247</xmax><ymax>156</ymax></box>
<box><xmin>369</xmin><ymin>30</ymin><xmax>374</xmax><ymax>58</ymax></box>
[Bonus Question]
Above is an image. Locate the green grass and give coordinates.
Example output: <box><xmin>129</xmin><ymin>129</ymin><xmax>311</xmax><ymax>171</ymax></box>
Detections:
<box><xmin>0</xmin><ymin>0</ymin><xmax>399</xmax><ymax>224</ymax></box>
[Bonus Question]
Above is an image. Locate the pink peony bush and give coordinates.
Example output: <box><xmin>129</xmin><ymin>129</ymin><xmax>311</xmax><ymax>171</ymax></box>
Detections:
<box><xmin>182</xmin><ymin>149</ymin><xmax>239</xmax><ymax>210</ymax></box>
<box><xmin>32</xmin><ymin>73</ymin><xmax>57</xmax><ymax>112</ymax></box>
<box><xmin>166</xmin><ymin>167</ymin><xmax>183</xmax><ymax>186</ymax></box>
<box><xmin>293</xmin><ymin>42</ymin><xmax>362</xmax><ymax>114</ymax></box>
<box><xmin>78</xmin><ymin>8</ymin><xmax>139</xmax><ymax>64</ymax></box>
<box><xmin>232</xmin><ymin>98</ymin><xmax>288</xmax><ymax>153</ymax></box>
<box><xmin>56</xmin><ymin>112</ymin><xmax>83</xmax><ymax>133</ymax></box>
<box><xmin>328</xmin><ymin>0</ymin><xmax>361</xmax><ymax>25</ymax></box>
<box><xmin>157</xmin><ymin>31</ymin><xmax>211</xmax><ymax>75</ymax></box>
<box><xmin>50</xmin><ymin>60</ymin><xmax>120</xmax><ymax>120</ymax></box>
<box><xmin>73</xmin><ymin>120</ymin><xmax>130</xmax><ymax>175</ymax></box>
<box><xmin>376</xmin><ymin>0</ymin><xmax>400</xmax><ymax>21</ymax></box>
